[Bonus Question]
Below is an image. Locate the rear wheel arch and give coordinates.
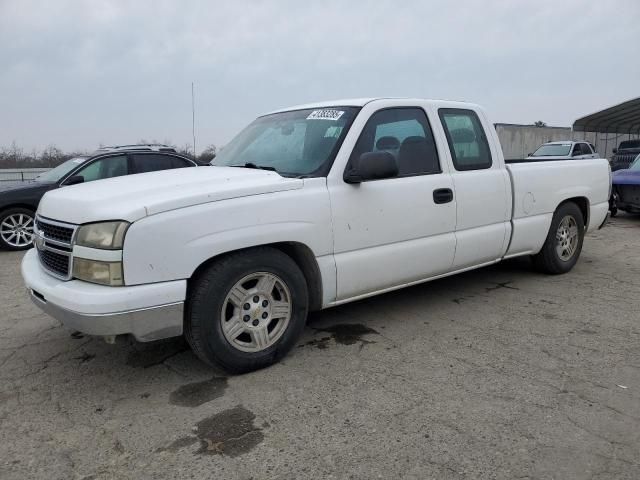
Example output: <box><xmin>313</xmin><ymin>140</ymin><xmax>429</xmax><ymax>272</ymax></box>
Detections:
<box><xmin>188</xmin><ymin>241</ymin><xmax>323</xmax><ymax>312</ymax></box>
<box><xmin>557</xmin><ymin>197</ymin><xmax>589</xmax><ymax>229</ymax></box>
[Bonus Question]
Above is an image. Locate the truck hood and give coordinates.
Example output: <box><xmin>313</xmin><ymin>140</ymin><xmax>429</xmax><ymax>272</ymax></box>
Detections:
<box><xmin>38</xmin><ymin>166</ymin><xmax>303</xmax><ymax>224</ymax></box>
<box><xmin>612</xmin><ymin>169</ymin><xmax>640</xmax><ymax>186</ymax></box>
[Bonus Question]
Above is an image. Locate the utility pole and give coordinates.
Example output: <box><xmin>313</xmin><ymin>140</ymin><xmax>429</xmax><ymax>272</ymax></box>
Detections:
<box><xmin>191</xmin><ymin>82</ymin><xmax>196</xmax><ymax>159</ymax></box>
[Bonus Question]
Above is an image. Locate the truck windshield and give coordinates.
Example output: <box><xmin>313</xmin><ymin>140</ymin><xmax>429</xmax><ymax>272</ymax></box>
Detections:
<box><xmin>34</xmin><ymin>157</ymin><xmax>88</xmax><ymax>183</ymax></box>
<box><xmin>629</xmin><ymin>156</ymin><xmax>640</xmax><ymax>170</ymax></box>
<box><xmin>212</xmin><ymin>107</ymin><xmax>360</xmax><ymax>177</ymax></box>
<box><xmin>531</xmin><ymin>144</ymin><xmax>572</xmax><ymax>157</ymax></box>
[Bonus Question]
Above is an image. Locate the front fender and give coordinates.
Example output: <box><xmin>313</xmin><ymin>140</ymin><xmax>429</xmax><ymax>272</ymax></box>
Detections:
<box><xmin>122</xmin><ymin>187</ymin><xmax>333</xmax><ymax>286</ymax></box>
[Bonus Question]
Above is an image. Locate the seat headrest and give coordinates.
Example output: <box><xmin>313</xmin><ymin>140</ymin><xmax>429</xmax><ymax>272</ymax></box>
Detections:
<box><xmin>376</xmin><ymin>136</ymin><xmax>400</xmax><ymax>151</ymax></box>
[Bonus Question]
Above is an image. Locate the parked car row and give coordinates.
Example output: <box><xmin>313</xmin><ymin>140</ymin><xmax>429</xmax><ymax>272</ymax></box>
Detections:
<box><xmin>0</xmin><ymin>145</ymin><xmax>197</xmax><ymax>250</ymax></box>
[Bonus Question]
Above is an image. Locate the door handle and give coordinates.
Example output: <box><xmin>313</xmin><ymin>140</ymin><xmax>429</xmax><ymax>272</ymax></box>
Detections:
<box><xmin>433</xmin><ymin>188</ymin><xmax>454</xmax><ymax>204</ymax></box>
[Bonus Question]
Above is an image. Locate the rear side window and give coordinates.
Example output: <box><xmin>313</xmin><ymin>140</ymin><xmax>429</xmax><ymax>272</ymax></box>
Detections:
<box><xmin>349</xmin><ymin>107</ymin><xmax>441</xmax><ymax>177</ymax></box>
<box><xmin>132</xmin><ymin>154</ymin><xmax>191</xmax><ymax>173</ymax></box>
<box><xmin>438</xmin><ymin>109</ymin><xmax>492</xmax><ymax>171</ymax></box>
<box><xmin>75</xmin><ymin>155</ymin><xmax>128</xmax><ymax>182</ymax></box>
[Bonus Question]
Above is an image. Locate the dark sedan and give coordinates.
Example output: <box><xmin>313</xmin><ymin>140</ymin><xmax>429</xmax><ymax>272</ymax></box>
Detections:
<box><xmin>0</xmin><ymin>145</ymin><xmax>197</xmax><ymax>250</ymax></box>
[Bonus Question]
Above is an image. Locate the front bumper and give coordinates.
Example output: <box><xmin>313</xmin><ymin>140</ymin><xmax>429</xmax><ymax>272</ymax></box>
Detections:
<box><xmin>21</xmin><ymin>249</ymin><xmax>186</xmax><ymax>342</ymax></box>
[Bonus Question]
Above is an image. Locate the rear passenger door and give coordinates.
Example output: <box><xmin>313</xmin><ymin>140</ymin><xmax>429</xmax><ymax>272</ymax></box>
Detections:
<box><xmin>130</xmin><ymin>153</ymin><xmax>194</xmax><ymax>174</ymax></box>
<box><xmin>438</xmin><ymin>108</ymin><xmax>512</xmax><ymax>269</ymax></box>
<box><xmin>329</xmin><ymin>107</ymin><xmax>457</xmax><ymax>301</ymax></box>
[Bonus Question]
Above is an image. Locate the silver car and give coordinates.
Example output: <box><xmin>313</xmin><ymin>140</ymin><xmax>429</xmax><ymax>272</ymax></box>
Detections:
<box><xmin>527</xmin><ymin>141</ymin><xmax>599</xmax><ymax>161</ymax></box>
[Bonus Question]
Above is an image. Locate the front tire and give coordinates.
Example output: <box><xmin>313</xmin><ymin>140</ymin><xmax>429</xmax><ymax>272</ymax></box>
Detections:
<box><xmin>532</xmin><ymin>202</ymin><xmax>585</xmax><ymax>274</ymax></box>
<box><xmin>0</xmin><ymin>208</ymin><xmax>35</xmax><ymax>251</ymax></box>
<box><xmin>185</xmin><ymin>247</ymin><xmax>309</xmax><ymax>373</ymax></box>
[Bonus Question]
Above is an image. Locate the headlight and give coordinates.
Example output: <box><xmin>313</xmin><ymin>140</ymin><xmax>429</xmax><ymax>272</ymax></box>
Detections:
<box><xmin>75</xmin><ymin>221</ymin><xmax>129</xmax><ymax>249</ymax></box>
<box><xmin>73</xmin><ymin>258</ymin><xmax>124</xmax><ymax>286</ymax></box>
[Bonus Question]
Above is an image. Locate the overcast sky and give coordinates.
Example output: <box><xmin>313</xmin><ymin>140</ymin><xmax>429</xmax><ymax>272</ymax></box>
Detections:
<box><xmin>1</xmin><ymin>0</ymin><xmax>638</xmax><ymax>152</ymax></box>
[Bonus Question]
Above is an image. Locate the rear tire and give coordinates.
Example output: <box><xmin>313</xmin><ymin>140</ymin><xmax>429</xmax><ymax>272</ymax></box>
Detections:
<box><xmin>185</xmin><ymin>247</ymin><xmax>308</xmax><ymax>373</ymax></box>
<box><xmin>0</xmin><ymin>208</ymin><xmax>35</xmax><ymax>251</ymax></box>
<box><xmin>532</xmin><ymin>202</ymin><xmax>585</xmax><ymax>274</ymax></box>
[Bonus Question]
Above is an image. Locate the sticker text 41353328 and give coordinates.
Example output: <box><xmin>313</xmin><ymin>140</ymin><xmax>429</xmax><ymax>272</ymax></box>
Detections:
<box><xmin>307</xmin><ymin>109</ymin><xmax>345</xmax><ymax>121</ymax></box>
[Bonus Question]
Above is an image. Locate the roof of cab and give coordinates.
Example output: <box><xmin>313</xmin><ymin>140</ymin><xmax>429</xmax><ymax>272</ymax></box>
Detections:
<box><xmin>264</xmin><ymin>97</ymin><xmax>482</xmax><ymax>115</ymax></box>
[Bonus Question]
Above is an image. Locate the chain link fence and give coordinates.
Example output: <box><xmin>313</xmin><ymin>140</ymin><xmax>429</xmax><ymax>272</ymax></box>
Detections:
<box><xmin>0</xmin><ymin>168</ymin><xmax>50</xmax><ymax>182</ymax></box>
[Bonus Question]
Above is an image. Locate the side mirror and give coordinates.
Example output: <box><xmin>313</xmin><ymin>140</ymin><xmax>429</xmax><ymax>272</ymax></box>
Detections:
<box><xmin>344</xmin><ymin>151</ymin><xmax>398</xmax><ymax>184</ymax></box>
<box><xmin>63</xmin><ymin>175</ymin><xmax>85</xmax><ymax>186</ymax></box>
<box><xmin>612</xmin><ymin>148</ymin><xmax>617</xmax><ymax>154</ymax></box>
<box><xmin>527</xmin><ymin>153</ymin><xmax>532</xmax><ymax>157</ymax></box>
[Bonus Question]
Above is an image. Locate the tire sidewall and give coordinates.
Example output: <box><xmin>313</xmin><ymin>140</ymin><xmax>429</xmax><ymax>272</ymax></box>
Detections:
<box><xmin>189</xmin><ymin>249</ymin><xmax>308</xmax><ymax>372</ymax></box>
<box><xmin>546</xmin><ymin>203</ymin><xmax>585</xmax><ymax>272</ymax></box>
<box><xmin>0</xmin><ymin>208</ymin><xmax>35</xmax><ymax>251</ymax></box>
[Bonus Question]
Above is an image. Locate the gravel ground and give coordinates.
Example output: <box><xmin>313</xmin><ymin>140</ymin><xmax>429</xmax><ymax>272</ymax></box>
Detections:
<box><xmin>1</xmin><ymin>215</ymin><xmax>639</xmax><ymax>480</ymax></box>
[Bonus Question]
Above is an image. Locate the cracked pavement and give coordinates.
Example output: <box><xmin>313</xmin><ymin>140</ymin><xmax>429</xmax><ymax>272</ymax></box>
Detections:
<box><xmin>1</xmin><ymin>215</ymin><xmax>639</xmax><ymax>479</ymax></box>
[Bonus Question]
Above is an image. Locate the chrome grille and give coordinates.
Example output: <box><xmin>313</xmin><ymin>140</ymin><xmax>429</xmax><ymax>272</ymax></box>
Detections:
<box><xmin>34</xmin><ymin>216</ymin><xmax>78</xmax><ymax>280</ymax></box>
<box><xmin>611</xmin><ymin>153</ymin><xmax>637</xmax><ymax>171</ymax></box>
<box><xmin>35</xmin><ymin>218</ymin><xmax>74</xmax><ymax>243</ymax></box>
<box><xmin>38</xmin><ymin>248</ymin><xmax>71</xmax><ymax>277</ymax></box>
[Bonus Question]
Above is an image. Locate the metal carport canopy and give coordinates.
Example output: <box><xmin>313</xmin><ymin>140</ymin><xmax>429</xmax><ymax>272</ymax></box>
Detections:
<box><xmin>573</xmin><ymin>97</ymin><xmax>640</xmax><ymax>134</ymax></box>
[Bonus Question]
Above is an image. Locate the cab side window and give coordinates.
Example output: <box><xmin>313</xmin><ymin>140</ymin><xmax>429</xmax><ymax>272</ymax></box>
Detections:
<box><xmin>572</xmin><ymin>144</ymin><xmax>583</xmax><ymax>156</ymax></box>
<box><xmin>349</xmin><ymin>108</ymin><xmax>440</xmax><ymax>178</ymax></box>
<box><xmin>75</xmin><ymin>155</ymin><xmax>128</xmax><ymax>182</ymax></box>
<box><xmin>438</xmin><ymin>109</ymin><xmax>492</xmax><ymax>171</ymax></box>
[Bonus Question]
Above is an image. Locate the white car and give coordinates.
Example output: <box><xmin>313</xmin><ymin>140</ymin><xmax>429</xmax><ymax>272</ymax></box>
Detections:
<box><xmin>526</xmin><ymin>141</ymin><xmax>599</xmax><ymax>161</ymax></box>
<box><xmin>22</xmin><ymin>98</ymin><xmax>611</xmax><ymax>372</ymax></box>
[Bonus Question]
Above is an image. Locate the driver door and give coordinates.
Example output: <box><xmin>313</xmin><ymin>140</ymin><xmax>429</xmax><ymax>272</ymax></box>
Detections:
<box><xmin>328</xmin><ymin>107</ymin><xmax>456</xmax><ymax>301</ymax></box>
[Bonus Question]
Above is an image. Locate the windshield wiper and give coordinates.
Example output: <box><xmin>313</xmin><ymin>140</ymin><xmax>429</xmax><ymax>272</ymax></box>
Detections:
<box><xmin>232</xmin><ymin>162</ymin><xmax>277</xmax><ymax>172</ymax></box>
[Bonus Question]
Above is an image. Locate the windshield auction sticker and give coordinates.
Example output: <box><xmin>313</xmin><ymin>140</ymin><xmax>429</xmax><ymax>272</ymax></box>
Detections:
<box><xmin>307</xmin><ymin>109</ymin><xmax>345</xmax><ymax>121</ymax></box>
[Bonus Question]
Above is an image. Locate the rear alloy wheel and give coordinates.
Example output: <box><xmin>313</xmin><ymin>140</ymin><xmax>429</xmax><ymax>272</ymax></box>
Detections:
<box><xmin>0</xmin><ymin>208</ymin><xmax>35</xmax><ymax>251</ymax></box>
<box><xmin>532</xmin><ymin>202</ymin><xmax>585</xmax><ymax>274</ymax></box>
<box><xmin>185</xmin><ymin>247</ymin><xmax>308</xmax><ymax>373</ymax></box>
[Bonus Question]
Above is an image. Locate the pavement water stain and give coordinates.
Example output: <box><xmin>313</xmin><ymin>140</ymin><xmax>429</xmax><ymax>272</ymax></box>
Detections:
<box><xmin>302</xmin><ymin>323</ymin><xmax>379</xmax><ymax>349</ymax></box>
<box><xmin>169</xmin><ymin>376</ymin><xmax>228</xmax><ymax>407</ymax></box>
<box><xmin>159</xmin><ymin>406</ymin><xmax>264</xmax><ymax>457</ymax></box>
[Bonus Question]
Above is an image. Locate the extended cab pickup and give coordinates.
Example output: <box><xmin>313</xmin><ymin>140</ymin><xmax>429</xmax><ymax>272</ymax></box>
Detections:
<box><xmin>22</xmin><ymin>98</ymin><xmax>611</xmax><ymax>372</ymax></box>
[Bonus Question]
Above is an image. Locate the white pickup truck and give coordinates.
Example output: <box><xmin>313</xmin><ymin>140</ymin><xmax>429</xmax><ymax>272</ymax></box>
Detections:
<box><xmin>21</xmin><ymin>98</ymin><xmax>611</xmax><ymax>372</ymax></box>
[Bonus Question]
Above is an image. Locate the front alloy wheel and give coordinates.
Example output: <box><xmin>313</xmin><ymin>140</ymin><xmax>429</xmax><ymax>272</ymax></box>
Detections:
<box><xmin>185</xmin><ymin>247</ymin><xmax>308</xmax><ymax>373</ymax></box>
<box><xmin>221</xmin><ymin>272</ymin><xmax>292</xmax><ymax>353</ymax></box>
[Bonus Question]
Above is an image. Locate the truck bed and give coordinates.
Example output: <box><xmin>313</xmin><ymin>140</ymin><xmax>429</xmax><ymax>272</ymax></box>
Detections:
<box><xmin>504</xmin><ymin>158</ymin><xmax>610</xmax><ymax>257</ymax></box>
